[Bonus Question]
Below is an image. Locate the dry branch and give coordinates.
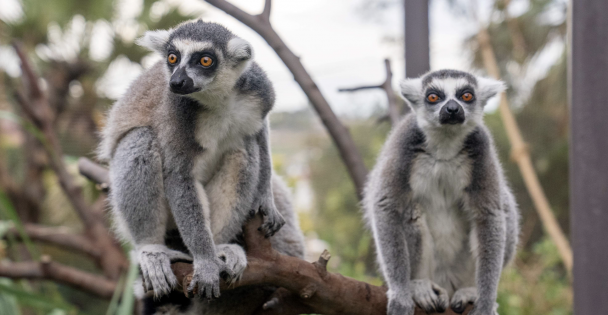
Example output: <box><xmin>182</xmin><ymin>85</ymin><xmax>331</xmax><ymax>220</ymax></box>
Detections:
<box><xmin>12</xmin><ymin>42</ymin><xmax>127</xmax><ymax>279</ymax></box>
<box><xmin>476</xmin><ymin>20</ymin><xmax>573</xmax><ymax>273</ymax></box>
<box><xmin>0</xmin><ymin>256</ymin><xmax>116</xmax><ymax>298</ymax></box>
<box><xmin>203</xmin><ymin>0</ymin><xmax>368</xmax><ymax>199</ymax></box>
<box><xmin>339</xmin><ymin>59</ymin><xmax>401</xmax><ymax>126</ymax></box>
<box><xmin>5</xmin><ymin>224</ymin><xmax>100</xmax><ymax>259</ymax></box>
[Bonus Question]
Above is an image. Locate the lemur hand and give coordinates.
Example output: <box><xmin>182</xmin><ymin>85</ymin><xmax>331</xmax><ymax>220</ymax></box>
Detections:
<box><xmin>386</xmin><ymin>289</ymin><xmax>416</xmax><ymax>315</ymax></box>
<box><xmin>137</xmin><ymin>244</ymin><xmax>192</xmax><ymax>297</ymax></box>
<box><xmin>257</xmin><ymin>203</ymin><xmax>285</xmax><ymax>238</ymax></box>
<box><xmin>187</xmin><ymin>256</ymin><xmax>232</xmax><ymax>299</ymax></box>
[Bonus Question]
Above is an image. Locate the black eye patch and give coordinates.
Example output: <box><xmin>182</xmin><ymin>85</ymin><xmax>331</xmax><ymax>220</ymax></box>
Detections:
<box><xmin>189</xmin><ymin>51</ymin><xmax>219</xmax><ymax>72</ymax></box>
<box><xmin>456</xmin><ymin>86</ymin><xmax>475</xmax><ymax>101</ymax></box>
<box><xmin>424</xmin><ymin>89</ymin><xmax>445</xmax><ymax>104</ymax></box>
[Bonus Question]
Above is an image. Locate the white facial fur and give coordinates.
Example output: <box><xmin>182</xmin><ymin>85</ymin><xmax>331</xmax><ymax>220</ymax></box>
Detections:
<box><xmin>400</xmin><ymin>73</ymin><xmax>505</xmax><ymax>159</ymax></box>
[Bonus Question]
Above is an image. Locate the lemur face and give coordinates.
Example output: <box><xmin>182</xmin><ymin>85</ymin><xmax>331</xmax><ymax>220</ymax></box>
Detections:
<box><xmin>137</xmin><ymin>20</ymin><xmax>253</xmax><ymax>97</ymax></box>
<box><xmin>400</xmin><ymin>70</ymin><xmax>505</xmax><ymax>130</ymax></box>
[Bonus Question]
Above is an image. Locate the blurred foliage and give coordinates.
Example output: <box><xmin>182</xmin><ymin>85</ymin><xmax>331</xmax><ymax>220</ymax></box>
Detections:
<box><xmin>1</xmin><ymin>0</ymin><xmax>199</xmax><ymax>314</ymax></box>
<box><xmin>0</xmin><ymin>0</ymin><xmax>573</xmax><ymax>314</ymax></box>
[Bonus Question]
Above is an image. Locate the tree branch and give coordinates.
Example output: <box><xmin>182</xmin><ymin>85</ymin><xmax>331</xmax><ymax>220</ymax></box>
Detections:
<box><xmin>204</xmin><ymin>0</ymin><xmax>368</xmax><ymax>199</ymax></box>
<box><xmin>0</xmin><ymin>256</ymin><xmax>116</xmax><ymax>299</ymax></box>
<box><xmin>12</xmin><ymin>42</ymin><xmax>127</xmax><ymax>279</ymax></box>
<box><xmin>339</xmin><ymin>59</ymin><xmax>401</xmax><ymax>125</ymax></box>
<box><xmin>5</xmin><ymin>224</ymin><xmax>100</xmax><ymax>259</ymax></box>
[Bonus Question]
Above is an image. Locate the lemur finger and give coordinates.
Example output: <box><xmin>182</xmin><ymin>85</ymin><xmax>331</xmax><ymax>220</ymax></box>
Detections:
<box><xmin>432</xmin><ymin>284</ymin><xmax>449</xmax><ymax>312</ymax></box>
<box><xmin>150</xmin><ymin>258</ymin><xmax>170</xmax><ymax>295</ymax></box>
<box><xmin>213</xmin><ymin>280</ymin><xmax>221</xmax><ymax>298</ymax></box>
<box><xmin>161</xmin><ymin>258</ymin><xmax>178</xmax><ymax>288</ymax></box>
<box><xmin>139</xmin><ymin>258</ymin><xmax>154</xmax><ymax>292</ymax></box>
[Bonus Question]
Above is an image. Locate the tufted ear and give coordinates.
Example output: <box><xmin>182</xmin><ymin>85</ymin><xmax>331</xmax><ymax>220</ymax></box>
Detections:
<box><xmin>476</xmin><ymin>77</ymin><xmax>506</xmax><ymax>105</ymax></box>
<box><xmin>227</xmin><ymin>37</ymin><xmax>253</xmax><ymax>62</ymax></box>
<box><xmin>399</xmin><ymin>78</ymin><xmax>423</xmax><ymax>109</ymax></box>
<box><xmin>136</xmin><ymin>29</ymin><xmax>171</xmax><ymax>53</ymax></box>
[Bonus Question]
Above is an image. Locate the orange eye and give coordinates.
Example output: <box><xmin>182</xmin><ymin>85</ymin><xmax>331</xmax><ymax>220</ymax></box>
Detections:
<box><xmin>168</xmin><ymin>54</ymin><xmax>178</xmax><ymax>64</ymax></box>
<box><xmin>200</xmin><ymin>56</ymin><xmax>213</xmax><ymax>67</ymax></box>
<box><xmin>462</xmin><ymin>92</ymin><xmax>474</xmax><ymax>102</ymax></box>
<box><xmin>427</xmin><ymin>94</ymin><xmax>439</xmax><ymax>103</ymax></box>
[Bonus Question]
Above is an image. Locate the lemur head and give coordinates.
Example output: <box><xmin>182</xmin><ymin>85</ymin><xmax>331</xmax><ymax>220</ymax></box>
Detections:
<box><xmin>400</xmin><ymin>70</ymin><xmax>505</xmax><ymax>131</ymax></box>
<box><xmin>137</xmin><ymin>20</ymin><xmax>253</xmax><ymax>98</ymax></box>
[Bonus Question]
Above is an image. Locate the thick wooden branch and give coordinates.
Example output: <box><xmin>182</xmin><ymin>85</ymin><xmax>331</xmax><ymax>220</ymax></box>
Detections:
<box><xmin>204</xmin><ymin>0</ymin><xmax>368</xmax><ymax>199</ymax></box>
<box><xmin>12</xmin><ymin>42</ymin><xmax>127</xmax><ymax>279</ymax></box>
<box><xmin>5</xmin><ymin>224</ymin><xmax>100</xmax><ymax>259</ymax></box>
<box><xmin>173</xmin><ymin>214</ymin><xmax>472</xmax><ymax>315</ymax></box>
<box><xmin>339</xmin><ymin>59</ymin><xmax>401</xmax><ymax>125</ymax></box>
<box><xmin>0</xmin><ymin>256</ymin><xmax>116</xmax><ymax>298</ymax></box>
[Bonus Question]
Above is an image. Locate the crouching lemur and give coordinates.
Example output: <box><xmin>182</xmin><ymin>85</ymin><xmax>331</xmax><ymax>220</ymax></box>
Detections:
<box><xmin>98</xmin><ymin>20</ymin><xmax>305</xmax><ymax>315</ymax></box>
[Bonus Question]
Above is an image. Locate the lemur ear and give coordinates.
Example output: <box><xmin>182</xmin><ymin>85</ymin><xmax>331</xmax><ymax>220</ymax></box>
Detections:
<box><xmin>477</xmin><ymin>77</ymin><xmax>506</xmax><ymax>104</ymax></box>
<box><xmin>136</xmin><ymin>29</ymin><xmax>171</xmax><ymax>53</ymax></box>
<box><xmin>399</xmin><ymin>78</ymin><xmax>423</xmax><ymax>109</ymax></box>
<box><xmin>227</xmin><ymin>37</ymin><xmax>253</xmax><ymax>62</ymax></box>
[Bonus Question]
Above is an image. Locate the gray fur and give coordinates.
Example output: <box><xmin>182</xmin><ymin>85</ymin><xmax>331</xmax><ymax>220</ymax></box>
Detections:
<box><xmin>364</xmin><ymin>70</ymin><xmax>519</xmax><ymax>315</ymax></box>
<box><xmin>102</xmin><ymin>20</ymin><xmax>304</xmax><ymax>312</ymax></box>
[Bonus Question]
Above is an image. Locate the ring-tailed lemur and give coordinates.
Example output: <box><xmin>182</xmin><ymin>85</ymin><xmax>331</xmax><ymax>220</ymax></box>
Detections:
<box><xmin>364</xmin><ymin>70</ymin><xmax>519</xmax><ymax>315</ymax></box>
<box><xmin>98</xmin><ymin>20</ymin><xmax>304</xmax><ymax>313</ymax></box>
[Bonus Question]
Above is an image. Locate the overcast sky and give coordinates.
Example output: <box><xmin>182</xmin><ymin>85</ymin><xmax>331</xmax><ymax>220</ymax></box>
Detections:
<box><xmin>0</xmin><ymin>0</ymin><xmax>562</xmax><ymax>115</ymax></box>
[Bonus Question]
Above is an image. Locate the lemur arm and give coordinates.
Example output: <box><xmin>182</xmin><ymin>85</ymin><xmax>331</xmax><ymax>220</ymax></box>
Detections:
<box><xmin>367</xmin><ymin>167</ymin><xmax>422</xmax><ymax>315</ymax></box>
<box><xmin>110</xmin><ymin>127</ymin><xmax>190</xmax><ymax>296</ymax></box>
<box><xmin>254</xmin><ymin>123</ymin><xmax>285</xmax><ymax>236</ymax></box>
<box><xmin>465</xmin><ymin>129</ymin><xmax>507</xmax><ymax>314</ymax></box>
<box><xmin>162</xmin><ymin>151</ymin><xmax>229</xmax><ymax>299</ymax></box>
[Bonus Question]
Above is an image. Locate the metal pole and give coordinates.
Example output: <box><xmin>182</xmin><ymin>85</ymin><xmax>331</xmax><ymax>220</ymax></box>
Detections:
<box><xmin>404</xmin><ymin>0</ymin><xmax>430</xmax><ymax>78</ymax></box>
<box><xmin>571</xmin><ymin>0</ymin><xmax>608</xmax><ymax>313</ymax></box>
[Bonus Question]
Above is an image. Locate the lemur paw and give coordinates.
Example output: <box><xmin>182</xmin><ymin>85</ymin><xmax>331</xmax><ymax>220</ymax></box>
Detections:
<box><xmin>451</xmin><ymin>287</ymin><xmax>477</xmax><ymax>313</ymax></box>
<box><xmin>409</xmin><ymin>279</ymin><xmax>449</xmax><ymax>314</ymax></box>
<box><xmin>187</xmin><ymin>257</ymin><xmax>231</xmax><ymax>300</ymax></box>
<box><xmin>386</xmin><ymin>290</ymin><xmax>416</xmax><ymax>315</ymax></box>
<box><xmin>216</xmin><ymin>244</ymin><xmax>247</xmax><ymax>285</ymax></box>
<box><xmin>137</xmin><ymin>244</ymin><xmax>192</xmax><ymax>297</ymax></box>
<box><xmin>257</xmin><ymin>205</ymin><xmax>285</xmax><ymax>237</ymax></box>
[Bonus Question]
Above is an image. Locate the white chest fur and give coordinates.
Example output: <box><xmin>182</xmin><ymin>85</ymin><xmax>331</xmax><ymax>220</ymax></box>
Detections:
<box><xmin>409</xmin><ymin>151</ymin><xmax>476</xmax><ymax>291</ymax></box>
<box><xmin>191</xmin><ymin>93</ymin><xmax>264</xmax><ymax>184</ymax></box>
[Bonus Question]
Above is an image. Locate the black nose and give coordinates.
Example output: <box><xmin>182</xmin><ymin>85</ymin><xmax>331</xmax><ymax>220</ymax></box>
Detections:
<box><xmin>446</xmin><ymin>102</ymin><xmax>460</xmax><ymax>114</ymax></box>
<box><xmin>170</xmin><ymin>79</ymin><xmax>185</xmax><ymax>90</ymax></box>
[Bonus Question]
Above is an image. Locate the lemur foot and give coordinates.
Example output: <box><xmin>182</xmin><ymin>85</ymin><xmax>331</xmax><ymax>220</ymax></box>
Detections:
<box><xmin>137</xmin><ymin>244</ymin><xmax>192</xmax><ymax>297</ymax></box>
<box><xmin>216</xmin><ymin>244</ymin><xmax>247</xmax><ymax>285</ymax></box>
<box><xmin>451</xmin><ymin>287</ymin><xmax>478</xmax><ymax>313</ymax></box>
<box><xmin>257</xmin><ymin>205</ymin><xmax>285</xmax><ymax>238</ymax></box>
<box><xmin>410</xmin><ymin>279</ymin><xmax>449</xmax><ymax>314</ymax></box>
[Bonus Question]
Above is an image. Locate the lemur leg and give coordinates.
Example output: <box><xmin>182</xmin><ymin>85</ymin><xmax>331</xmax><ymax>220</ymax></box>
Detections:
<box><xmin>216</xmin><ymin>244</ymin><xmax>247</xmax><ymax>284</ymax></box>
<box><xmin>254</xmin><ymin>124</ymin><xmax>285</xmax><ymax>237</ymax></box>
<box><xmin>110</xmin><ymin>127</ymin><xmax>191</xmax><ymax>297</ymax></box>
<box><xmin>503</xmin><ymin>189</ymin><xmax>520</xmax><ymax>267</ymax></box>
<box><xmin>470</xmin><ymin>211</ymin><xmax>506</xmax><ymax>315</ymax></box>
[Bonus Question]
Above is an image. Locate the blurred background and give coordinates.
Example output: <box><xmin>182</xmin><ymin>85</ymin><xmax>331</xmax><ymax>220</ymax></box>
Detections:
<box><xmin>0</xmin><ymin>0</ymin><xmax>572</xmax><ymax>314</ymax></box>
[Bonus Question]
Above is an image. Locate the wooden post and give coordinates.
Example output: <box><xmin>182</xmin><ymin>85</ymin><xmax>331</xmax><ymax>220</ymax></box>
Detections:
<box><xmin>404</xmin><ymin>0</ymin><xmax>430</xmax><ymax>78</ymax></box>
<box><xmin>570</xmin><ymin>0</ymin><xmax>608</xmax><ymax>313</ymax></box>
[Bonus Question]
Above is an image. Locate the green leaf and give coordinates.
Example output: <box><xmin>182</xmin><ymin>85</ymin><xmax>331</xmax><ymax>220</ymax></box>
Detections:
<box><xmin>0</xmin><ymin>281</ymin><xmax>74</xmax><ymax>312</ymax></box>
<box><xmin>115</xmin><ymin>255</ymin><xmax>138</xmax><ymax>315</ymax></box>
